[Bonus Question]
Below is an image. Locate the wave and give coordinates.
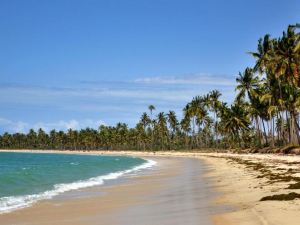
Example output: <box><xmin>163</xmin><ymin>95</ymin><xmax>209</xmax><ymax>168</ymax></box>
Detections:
<box><xmin>0</xmin><ymin>159</ymin><xmax>156</xmax><ymax>214</ymax></box>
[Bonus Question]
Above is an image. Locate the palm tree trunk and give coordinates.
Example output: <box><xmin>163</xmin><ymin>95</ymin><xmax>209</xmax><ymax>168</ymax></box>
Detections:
<box><xmin>286</xmin><ymin>111</ymin><xmax>292</xmax><ymax>144</ymax></box>
<box><xmin>269</xmin><ymin>116</ymin><xmax>274</xmax><ymax>147</ymax></box>
<box><xmin>261</xmin><ymin>119</ymin><xmax>268</xmax><ymax>145</ymax></box>
<box><xmin>255</xmin><ymin>116</ymin><xmax>262</xmax><ymax>146</ymax></box>
<box><xmin>291</xmin><ymin>110</ymin><xmax>300</xmax><ymax>145</ymax></box>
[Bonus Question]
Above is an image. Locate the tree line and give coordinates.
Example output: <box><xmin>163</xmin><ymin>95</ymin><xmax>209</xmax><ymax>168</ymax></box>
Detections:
<box><xmin>1</xmin><ymin>24</ymin><xmax>300</xmax><ymax>151</ymax></box>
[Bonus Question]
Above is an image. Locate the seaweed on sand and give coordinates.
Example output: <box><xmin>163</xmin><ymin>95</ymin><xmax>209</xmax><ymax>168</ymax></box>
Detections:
<box><xmin>260</xmin><ymin>192</ymin><xmax>300</xmax><ymax>201</ymax></box>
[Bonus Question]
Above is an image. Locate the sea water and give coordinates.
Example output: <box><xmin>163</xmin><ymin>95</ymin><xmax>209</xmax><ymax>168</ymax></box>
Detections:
<box><xmin>0</xmin><ymin>152</ymin><xmax>156</xmax><ymax>213</ymax></box>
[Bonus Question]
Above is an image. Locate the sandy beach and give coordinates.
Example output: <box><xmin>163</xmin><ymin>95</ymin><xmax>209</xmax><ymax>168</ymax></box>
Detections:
<box><xmin>1</xmin><ymin>150</ymin><xmax>300</xmax><ymax>225</ymax></box>
<box><xmin>0</xmin><ymin>153</ymin><xmax>218</xmax><ymax>225</ymax></box>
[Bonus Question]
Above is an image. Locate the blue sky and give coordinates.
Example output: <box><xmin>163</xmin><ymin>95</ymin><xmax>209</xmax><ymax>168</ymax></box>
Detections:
<box><xmin>0</xmin><ymin>0</ymin><xmax>300</xmax><ymax>133</ymax></box>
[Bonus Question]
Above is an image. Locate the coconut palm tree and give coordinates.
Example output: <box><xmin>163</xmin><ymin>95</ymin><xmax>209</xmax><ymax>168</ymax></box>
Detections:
<box><xmin>221</xmin><ymin>101</ymin><xmax>250</xmax><ymax>148</ymax></box>
<box><xmin>236</xmin><ymin>67</ymin><xmax>260</xmax><ymax>101</ymax></box>
<box><xmin>139</xmin><ymin>112</ymin><xmax>151</xmax><ymax>149</ymax></box>
<box><xmin>167</xmin><ymin>110</ymin><xmax>179</xmax><ymax>149</ymax></box>
<box><xmin>148</xmin><ymin>105</ymin><xmax>156</xmax><ymax>149</ymax></box>
<box><xmin>208</xmin><ymin>90</ymin><xmax>222</xmax><ymax>146</ymax></box>
<box><xmin>156</xmin><ymin>112</ymin><xmax>169</xmax><ymax>150</ymax></box>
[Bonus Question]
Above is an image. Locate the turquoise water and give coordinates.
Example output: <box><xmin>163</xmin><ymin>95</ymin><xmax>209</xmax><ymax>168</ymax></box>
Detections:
<box><xmin>0</xmin><ymin>152</ymin><xmax>155</xmax><ymax>213</ymax></box>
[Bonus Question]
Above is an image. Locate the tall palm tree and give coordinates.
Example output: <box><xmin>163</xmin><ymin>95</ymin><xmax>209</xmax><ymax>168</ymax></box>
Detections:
<box><xmin>236</xmin><ymin>67</ymin><xmax>259</xmax><ymax>101</ymax></box>
<box><xmin>156</xmin><ymin>112</ymin><xmax>168</xmax><ymax>150</ymax></box>
<box><xmin>180</xmin><ymin>117</ymin><xmax>191</xmax><ymax>149</ymax></box>
<box><xmin>140</xmin><ymin>112</ymin><xmax>151</xmax><ymax>149</ymax></box>
<box><xmin>208</xmin><ymin>90</ymin><xmax>221</xmax><ymax>146</ymax></box>
<box><xmin>148</xmin><ymin>105</ymin><xmax>156</xmax><ymax>149</ymax></box>
<box><xmin>249</xmin><ymin>34</ymin><xmax>273</xmax><ymax>74</ymax></box>
<box><xmin>167</xmin><ymin>110</ymin><xmax>178</xmax><ymax>149</ymax></box>
<box><xmin>236</xmin><ymin>67</ymin><xmax>264</xmax><ymax>145</ymax></box>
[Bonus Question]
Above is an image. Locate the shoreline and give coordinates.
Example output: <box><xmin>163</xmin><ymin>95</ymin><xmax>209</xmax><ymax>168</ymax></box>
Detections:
<box><xmin>0</xmin><ymin>155</ymin><xmax>217</xmax><ymax>225</ymax></box>
<box><xmin>1</xmin><ymin>150</ymin><xmax>300</xmax><ymax>224</ymax></box>
<box><xmin>0</xmin><ymin>153</ymin><xmax>157</xmax><ymax>215</ymax></box>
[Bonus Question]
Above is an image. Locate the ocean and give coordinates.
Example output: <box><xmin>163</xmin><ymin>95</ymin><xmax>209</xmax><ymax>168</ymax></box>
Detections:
<box><xmin>0</xmin><ymin>152</ymin><xmax>156</xmax><ymax>214</ymax></box>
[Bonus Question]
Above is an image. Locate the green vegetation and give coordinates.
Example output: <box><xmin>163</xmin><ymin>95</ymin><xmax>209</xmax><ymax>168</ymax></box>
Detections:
<box><xmin>1</xmin><ymin>24</ymin><xmax>300</xmax><ymax>151</ymax></box>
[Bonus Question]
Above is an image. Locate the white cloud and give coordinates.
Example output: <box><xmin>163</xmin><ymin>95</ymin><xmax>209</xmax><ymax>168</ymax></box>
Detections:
<box><xmin>32</xmin><ymin>119</ymin><xmax>106</xmax><ymax>132</ymax></box>
<box><xmin>0</xmin><ymin>118</ymin><xmax>106</xmax><ymax>134</ymax></box>
<box><xmin>0</xmin><ymin>118</ymin><xmax>29</xmax><ymax>133</ymax></box>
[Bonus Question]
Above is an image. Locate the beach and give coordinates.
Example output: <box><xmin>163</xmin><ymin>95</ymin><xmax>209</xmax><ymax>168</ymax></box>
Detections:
<box><xmin>0</xmin><ymin>154</ymin><xmax>217</xmax><ymax>225</ymax></box>
<box><xmin>1</xmin><ymin>150</ymin><xmax>300</xmax><ymax>224</ymax></box>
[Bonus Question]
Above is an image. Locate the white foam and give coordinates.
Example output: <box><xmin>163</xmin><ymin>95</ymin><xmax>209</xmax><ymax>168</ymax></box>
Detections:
<box><xmin>0</xmin><ymin>159</ymin><xmax>156</xmax><ymax>214</ymax></box>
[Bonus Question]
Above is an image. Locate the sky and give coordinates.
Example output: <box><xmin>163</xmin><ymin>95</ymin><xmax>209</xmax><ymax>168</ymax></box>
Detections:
<box><xmin>0</xmin><ymin>0</ymin><xmax>300</xmax><ymax>133</ymax></box>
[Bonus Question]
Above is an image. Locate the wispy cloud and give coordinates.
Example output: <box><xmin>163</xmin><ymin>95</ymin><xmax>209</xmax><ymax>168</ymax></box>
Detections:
<box><xmin>0</xmin><ymin>73</ymin><xmax>236</xmax><ymax>131</ymax></box>
<box><xmin>0</xmin><ymin>77</ymin><xmax>235</xmax><ymax>105</ymax></box>
<box><xmin>134</xmin><ymin>74</ymin><xmax>236</xmax><ymax>86</ymax></box>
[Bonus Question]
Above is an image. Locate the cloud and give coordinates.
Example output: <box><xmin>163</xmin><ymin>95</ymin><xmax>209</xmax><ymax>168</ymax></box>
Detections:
<box><xmin>0</xmin><ymin>118</ymin><xmax>28</xmax><ymax>133</ymax></box>
<box><xmin>0</xmin><ymin>78</ymin><xmax>235</xmax><ymax>105</ymax></box>
<box><xmin>134</xmin><ymin>74</ymin><xmax>236</xmax><ymax>86</ymax></box>
<box><xmin>32</xmin><ymin>119</ymin><xmax>106</xmax><ymax>132</ymax></box>
<box><xmin>0</xmin><ymin>118</ymin><xmax>106</xmax><ymax>134</ymax></box>
<box><xmin>0</xmin><ymin>73</ymin><xmax>237</xmax><ymax>130</ymax></box>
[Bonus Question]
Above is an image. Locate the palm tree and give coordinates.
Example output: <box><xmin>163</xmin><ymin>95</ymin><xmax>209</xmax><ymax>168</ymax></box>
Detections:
<box><xmin>273</xmin><ymin>26</ymin><xmax>300</xmax><ymax>86</ymax></box>
<box><xmin>156</xmin><ymin>112</ymin><xmax>169</xmax><ymax>150</ymax></box>
<box><xmin>140</xmin><ymin>112</ymin><xmax>151</xmax><ymax>130</ymax></box>
<box><xmin>249</xmin><ymin>34</ymin><xmax>273</xmax><ymax>74</ymax></box>
<box><xmin>236</xmin><ymin>68</ymin><xmax>260</xmax><ymax>101</ymax></box>
<box><xmin>167</xmin><ymin>110</ymin><xmax>178</xmax><ymax>149</ymax></box>
<box><xmin>148</xmin><ymin>105</ymin><xmax>156</xmax><ymax>149</ymax></box>
<box><xmin>180</xmin><ymin>117</ymin><xmax>191</xmax><ymax>149</ymax></box>
<box><xmin>148</xmin><ymin>105</ymin><xmax>156</xmax><ymax>116</ymax></box>
<box><xmin>27</xmin><ymin>129</ymin><xmax>37</xmax><ymax>149</ymax></box>
<box><xmin>222</xmin><ymin>101</ymin><xmax>250</xmax><ymax>148</ymax></box>
<box><xmin>236</xmin><ymin>67</ymin><xmax>266</xmax><ymax>146</ymax></box>
<box><xmin>208</xmin><ymin>90</ymin><xmax>221</xmax><ymax>146</ymax></box>
<box><xmin>139</xmin><ymin>112</ymin><xmax>151</xmax><ymax>149</ymax></box>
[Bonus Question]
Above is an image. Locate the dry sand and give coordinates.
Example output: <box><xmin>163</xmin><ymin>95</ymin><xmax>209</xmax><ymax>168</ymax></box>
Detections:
<box><xmin>201</xmin><ymin>153</ymin><xmax>300</xmax><ymax>225</ymax></box>
<box><xmin>1</xmin><ymin>150</ymin><xmax>300</xmax><ymax>224</ymax></box>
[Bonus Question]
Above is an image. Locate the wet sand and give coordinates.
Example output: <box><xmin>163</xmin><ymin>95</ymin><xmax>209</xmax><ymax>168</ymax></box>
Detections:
<box><xmin>0</xmin><ymin>157</ymin><xmax>218</xmax><ymax>225</ymax></box>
